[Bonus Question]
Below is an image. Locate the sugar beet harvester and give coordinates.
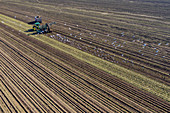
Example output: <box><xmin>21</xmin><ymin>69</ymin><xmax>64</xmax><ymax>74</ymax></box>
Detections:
<box><xmin>33</xmin><ymin>22</ymin><xmax>56</xmax><ymax>34</ymax></box>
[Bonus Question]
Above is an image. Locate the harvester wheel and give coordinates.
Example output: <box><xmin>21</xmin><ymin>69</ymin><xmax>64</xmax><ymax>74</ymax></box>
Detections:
<box><xmin>46</xmin><ymin>23</ymin><xmax>50</xmax><ymax>33</ymax></box>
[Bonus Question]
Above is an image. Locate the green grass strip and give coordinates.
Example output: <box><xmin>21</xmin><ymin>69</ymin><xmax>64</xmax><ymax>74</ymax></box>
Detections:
<box><xmin>0</xmin><ymin>14</ymin><xmax>169</xmax><ymax>101</ymax></box>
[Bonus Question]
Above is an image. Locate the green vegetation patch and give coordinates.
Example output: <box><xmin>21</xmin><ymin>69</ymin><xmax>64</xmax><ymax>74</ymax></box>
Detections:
<box><xmin>0</xmin><ymin>14</ymin><xmax>169</xmax><ymax>101</ymax></box>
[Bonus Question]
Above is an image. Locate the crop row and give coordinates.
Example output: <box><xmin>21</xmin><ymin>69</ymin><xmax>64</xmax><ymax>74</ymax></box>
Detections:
<box><xmin>50</xmin><ymin>28</ymin><xmax>170</xmax><ymax>84</ymax></box>
<box><xmin>0</xmin><ymin>25</ymin><xmax>144</xmax><ymax>112</ymax></box>
<box><xmin>0</xmin><ymin>36</ymin><xmax>105</xmax><ymax>112</ymax></box>
<box><xmin>0</xmin><ymin>22</ymin><xmax>169</xmax><ymax>112</ymax></box>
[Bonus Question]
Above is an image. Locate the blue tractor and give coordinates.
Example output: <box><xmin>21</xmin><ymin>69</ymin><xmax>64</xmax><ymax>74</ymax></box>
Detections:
<box><xmin>35</xmin><ymin>16</ymin><xmax>42</xmax><ymax>23</ymax></box>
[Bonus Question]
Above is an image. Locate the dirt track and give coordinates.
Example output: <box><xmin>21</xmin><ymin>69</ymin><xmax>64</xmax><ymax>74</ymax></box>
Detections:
<box><xmin>0</xmin><ymin>18</ymin><xmax>170</xmax><ymax>112</ymax></box>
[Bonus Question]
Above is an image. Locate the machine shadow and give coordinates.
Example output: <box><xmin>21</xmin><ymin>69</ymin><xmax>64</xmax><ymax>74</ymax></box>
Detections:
<box><xmin>25</xmin><ymin>30</ymin><xmax>52</xmax><ymax>36</ymax></box>
<box><xmin>24</xmin><ymin>29</ymin><xmax>35</xmax><ymax>32</ymax></box>
<box><xmin>28</xmin><ymin>21</ymin><xmax>36</xmax><ymax>25</ymax></box>
<box><xmin>26</xmin><ymin>32</ymin><xmax>39</xmax><ymax>36</ymax></box>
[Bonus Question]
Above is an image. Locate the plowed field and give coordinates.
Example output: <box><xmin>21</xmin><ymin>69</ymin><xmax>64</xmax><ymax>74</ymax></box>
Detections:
<box><xmin>0</xmin><ymin>0</ymin><xmax>170</xmax><ymax>112</ymax></box>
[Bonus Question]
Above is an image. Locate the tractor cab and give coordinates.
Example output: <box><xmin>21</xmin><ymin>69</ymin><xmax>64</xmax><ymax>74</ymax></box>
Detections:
<box><xmin>35</xmin><ymin>16</ymin><xmax>42</xmax><ymax>23</ymax></box>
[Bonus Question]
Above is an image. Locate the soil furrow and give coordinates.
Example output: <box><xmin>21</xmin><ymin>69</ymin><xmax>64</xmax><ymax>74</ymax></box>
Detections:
<box><xmin>0</xmin><ymin>8</ymin><xmax>169</xmax><ymax>112</ymax></box>
<box><xmin>0</xmin><ymin>24</ymin><xmax>151</xmax><ymax>112</ymax></box>
<box><xmin>0</xmin><ymin>22</ymin><xmax>169</xmax><ymax>112</ymax></box>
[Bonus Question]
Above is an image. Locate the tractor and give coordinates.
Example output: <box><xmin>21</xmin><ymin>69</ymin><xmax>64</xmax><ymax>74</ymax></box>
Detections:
<box><xmin>35</xmin><ymin>16</ymin><xmax>42</xmax><ymax>23</ymax></box>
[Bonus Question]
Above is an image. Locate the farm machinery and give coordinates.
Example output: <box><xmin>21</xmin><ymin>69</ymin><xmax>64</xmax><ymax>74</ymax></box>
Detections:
<box><xmin>33</xmin><ymin>22</ymin><xmax>56</xmax><ymax>34</ymax></box>
<box><xmin>26</xmin><ymin>16</ymin><xmax>56</xmax><ymax>35</ymax></box>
